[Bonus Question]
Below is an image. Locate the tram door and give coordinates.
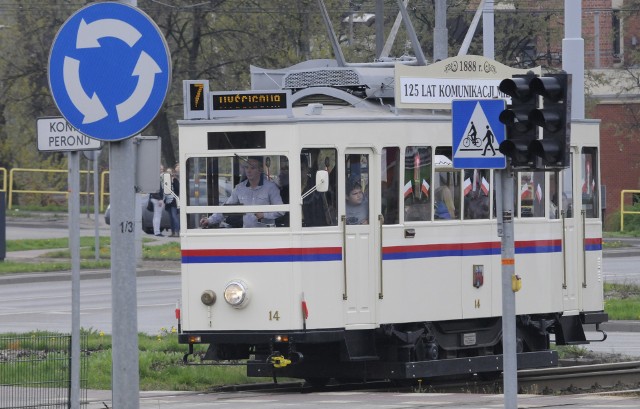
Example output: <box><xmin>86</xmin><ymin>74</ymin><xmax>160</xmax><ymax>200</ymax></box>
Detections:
<box><xmin>562</xmin><ymin>150</ymin><xmax>580</xmax><ymax>312</ymax></box>
<box><xmin>343</xmin><ymin>149</ymin><xmax>378</xmax><ymax>327</ymax></box>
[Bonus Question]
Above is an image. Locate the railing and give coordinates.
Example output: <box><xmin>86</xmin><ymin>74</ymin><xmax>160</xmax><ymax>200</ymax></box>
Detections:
<box><xmin>6</xmin><ymin>168</ymin><xmax>110</xmax><ymax>211</ymax></box>
<box><xmin>619</xmin><ymin>189</ymin><xmax>640</xmax><ymax>231</ymax></box>
<box><xmin>0</xmin><ymin>334</ymin><xmax>88</xmax><ymax>408</ymax></box>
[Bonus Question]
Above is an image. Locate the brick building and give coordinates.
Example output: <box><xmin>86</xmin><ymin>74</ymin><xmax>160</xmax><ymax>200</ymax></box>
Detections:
<box><xmin>583</xmin><ymin>0</ymin><xmax>640</xmax><ymax>227</ymax></box>
<box><xmin>462</xmin><ymin>1</ymin><xmax>635</xmax><ymax>226</ymax></box>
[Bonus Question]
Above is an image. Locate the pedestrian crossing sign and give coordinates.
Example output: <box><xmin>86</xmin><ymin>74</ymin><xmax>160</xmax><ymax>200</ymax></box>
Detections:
<box><xmin>452</xmin><ymin>99</ymin><xmax>506</xmax><ymax>169</ymax></box>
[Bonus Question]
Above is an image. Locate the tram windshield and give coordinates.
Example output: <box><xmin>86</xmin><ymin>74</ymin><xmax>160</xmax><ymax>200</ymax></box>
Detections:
<box><xmin>185</xmin><ymin>154</ymin><xmax>289</xmax><ymax>229</ymax></box>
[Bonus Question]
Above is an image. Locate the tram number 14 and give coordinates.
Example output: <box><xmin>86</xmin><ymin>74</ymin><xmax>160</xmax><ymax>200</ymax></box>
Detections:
<box><xmin>269</xmin><ymin>311</ymin><xmax>280</xmax><ymax>321</ymax></box>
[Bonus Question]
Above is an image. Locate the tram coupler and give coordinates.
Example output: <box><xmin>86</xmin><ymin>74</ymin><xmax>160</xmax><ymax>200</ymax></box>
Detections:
<box><xmin>183</xmin><ymin>343</ymin><xmax>194</xmax><ymax>364</ymax></box>
<box><xmin>588</xmin><ymin>323</ymin><xmax>608</xmax><ymax>343</ymax></box>
<box><xmin>267</xmin><ymin>351</ymin><xmax>303</xmax><ymax>368</ymax></box>
<box><xmin>269</xmin><ymin>355</ymin><xmax>292</xmax><ymax>368</ymax></box>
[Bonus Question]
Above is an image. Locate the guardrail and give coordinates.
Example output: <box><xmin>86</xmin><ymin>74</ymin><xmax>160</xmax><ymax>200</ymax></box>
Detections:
<box><xmin>620</xmin><ymin>189</ymin><xmax>640</xmax><ymax>231</ymax></box>
<box><xmin>5</xmin><ymin>167</ymin><xmax>110</xmax><ymax>211</ymax></box>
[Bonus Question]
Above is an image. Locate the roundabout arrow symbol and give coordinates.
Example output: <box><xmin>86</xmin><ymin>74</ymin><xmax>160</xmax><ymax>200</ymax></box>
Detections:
<box><xmin>76</xmin><ymin>18</ymin><xmax>142</xmax><ymax>49</ymax></box>
<box><xmin>116</xmin><ymin>51</ymin><xmax>162</xmax><ymax>122</ymax></box>
<box><xmin>63</xmin><ymin>56</ymin><xmax>108</xmax><ymax>124</ymax></box>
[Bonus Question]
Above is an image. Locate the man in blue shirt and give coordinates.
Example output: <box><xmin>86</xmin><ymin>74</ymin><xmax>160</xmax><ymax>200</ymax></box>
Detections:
<box><xmin>200</xmin><ymin>156</ymin><xmax>284</xmax><ymax>228</ymax></box>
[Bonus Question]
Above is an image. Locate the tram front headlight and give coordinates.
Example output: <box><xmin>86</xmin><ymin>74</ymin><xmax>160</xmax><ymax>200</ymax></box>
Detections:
<box><xmin>223</xmin><ymin>280</ymin><xmax>249</xmax><ymax>308</ymax></box>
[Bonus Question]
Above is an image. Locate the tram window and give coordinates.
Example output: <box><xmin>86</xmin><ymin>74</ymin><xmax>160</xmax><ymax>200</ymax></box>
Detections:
<box><xmin>345</xmin><ymin>153</ymin><xmax>369</xmax><ymax>225</ymax></box>
<box><xmin>300</xmin><ymin>148</ymin><xmax>338</xmax><ymax>227</ymax></box>
<box><xmin>185</xmin><ymin>155</ymin><xmax>289</xmax><ymax>229</ymax></box>
<box><xmin>382</xmin><ymin>147</ymin><xmax>400</xmax><ymax>224</ymax></box>
<box><xmin>519</xmin><ymin>171</ymin><xmax>546</xmax><ymax>218</ymax></box>
<box><xmin>403</xmin><ymin>146</ymin><xmax>431</xmax><ymax>222</ymax></box>
<box><xmin>434</xmin><ymin>147</ymin><xmax>459</xmax><ymax>220</ymax></box>
<box><xmin>463</xmin><ymin>169</ymin><xmax>490</xmax><ymax>219</ymax></box>
<box><xmin>581</xmin><ymin>148</ymin><xmax>599</xmax><ymax>218</ymax></box>
<box><xmin>562</xmin><ymin>154</ymin><xmax>574</xmax><ymax>218</ymax></box>
<box><xmin>549</xmin><ymin>172</ymin><xmax>560</xmax><ymax>219</ymax></box>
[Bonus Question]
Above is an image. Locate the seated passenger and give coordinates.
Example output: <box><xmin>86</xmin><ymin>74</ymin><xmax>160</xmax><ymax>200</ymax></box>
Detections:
<box><xmin>200</xmin><ymin>156</ymin><xmax>284</xmax><ymax>228</ymax></box>
<box><xmin>345</xmin><ymin>176</ymin><xmax>368</xmax><ymax>225</ymax></box>
<box><xmin>434</xmin><ymin>183</ymin><xmax>454</xmax><ymax>220</ymax></box>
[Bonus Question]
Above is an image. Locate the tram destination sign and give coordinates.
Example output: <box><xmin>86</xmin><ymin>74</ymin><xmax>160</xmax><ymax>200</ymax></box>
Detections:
<box><xmin>37</xmin><ymin>117</ymin><xmax>102</xmax><ymax>152</ymax></box>
<box><xmin>209</xmin><ymin>90</ymin><xmax>292</xmax><ymax>118</ymax></box>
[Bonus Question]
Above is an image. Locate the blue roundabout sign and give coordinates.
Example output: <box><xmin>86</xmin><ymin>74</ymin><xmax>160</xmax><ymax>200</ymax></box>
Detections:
<box><xmin>48</xmin><ymin>2</ymin><xmax>171</xmax><ymax>142</ymax></box>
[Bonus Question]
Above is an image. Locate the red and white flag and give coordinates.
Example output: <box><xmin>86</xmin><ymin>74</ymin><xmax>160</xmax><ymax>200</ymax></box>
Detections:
<box><xmin>421</xmin><ymin>179</ymin><xmax>430</xmax><ymax>197</ymax></box>
<box><xmin>404</xmin><ymin>180</ymin><xmax>413</xmax><ymax>198</ymax></box>
<box><xmin>536</xmin><ymin>183</ymin><xmax>542</xmax><ymax>203</ymax></box>
<box><xmin>520</xmin><ymin>182</ymin><xmax>530</xmax><ymax>199</ymax></box>
<box><xmin>480</xmin><ymin>177</ymin><xmax>490</xmax><ymax>196</ymax></box>
<box><xmin>463</xmin><ymin>178</ymin><xmax>472</xmax><ymax>196</ymax></box>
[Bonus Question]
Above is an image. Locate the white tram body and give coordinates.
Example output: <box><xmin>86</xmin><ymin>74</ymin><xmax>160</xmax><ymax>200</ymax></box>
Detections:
<box><xmin>177</xmin><ymin>61</ymin><xmax>607</xmax><ymax>382</ymax></box>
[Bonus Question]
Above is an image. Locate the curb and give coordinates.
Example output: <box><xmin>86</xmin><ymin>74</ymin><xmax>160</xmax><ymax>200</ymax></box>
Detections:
<box><xmin>591</xmin><ymin>321</ymin><xmax>640</xmax><ymax>333</ymax></box>
<box><xmin>0</xmin><ymin>268</ymin><xmax>180</xmax><ymax>285</ymax></box>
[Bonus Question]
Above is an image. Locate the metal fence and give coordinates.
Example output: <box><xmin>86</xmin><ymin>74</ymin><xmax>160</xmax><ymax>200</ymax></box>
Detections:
<box><xmin>0</xmin><ymin>334</ymin><xmax>88</xmax><ymax>409</ymax></box>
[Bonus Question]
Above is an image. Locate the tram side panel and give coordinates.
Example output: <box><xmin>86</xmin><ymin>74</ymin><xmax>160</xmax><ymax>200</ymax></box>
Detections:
<box><xmin>298</xmin><ymin>233</ymin><xmax>347</xmax><ymax>329</ymax></box>
<box><xmin>510</xmin><ymin>222</ymin><xmax>564</xmax><ymax>317</ymax></box>
<box><xmin>582</xmin><ymin>220</ymin><xmax>604</xmax><ymax>313</ymax></box>
<box><xmin>378</xmin><ymin>224</ymin><xmax>465</xmax><ymax>324</ymax></box>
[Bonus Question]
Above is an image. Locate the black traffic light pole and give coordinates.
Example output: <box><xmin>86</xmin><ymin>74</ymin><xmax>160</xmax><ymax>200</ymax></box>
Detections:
<box><xmin>496</xmin><ymin>72</ymin><xmax>571</xmax><ymax>409</ymax></box>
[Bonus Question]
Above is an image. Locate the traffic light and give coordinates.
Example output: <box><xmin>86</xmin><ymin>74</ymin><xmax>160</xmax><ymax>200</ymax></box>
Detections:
<box><xmin>528</xmin><ymin>73</ymin><xmax>572</xmax><ymax>169</ymax></box>
<box><xmin>498</xmin><ymin>72</ymin><xmax>538</xmax><ymax>169</ymax></box>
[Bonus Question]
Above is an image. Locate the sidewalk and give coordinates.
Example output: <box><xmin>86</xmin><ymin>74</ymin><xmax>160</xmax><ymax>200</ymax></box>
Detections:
<box><xmin>603</xmin><ymin>237</ymin><xmax>640</xmax><ymax>257</ymax></box>
<box><xmin>2</xmin><ymin>212</ymin><xmax>180</xmax><ymax>284</ymax></box>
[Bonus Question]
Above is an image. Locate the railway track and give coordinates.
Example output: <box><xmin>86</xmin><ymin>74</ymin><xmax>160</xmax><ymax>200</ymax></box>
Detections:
<box><xmin>518</xmin><ymin>360</ymin><xmax>640</xmax><ymax>394</ymax></box>
<box><xmin>210</xmin><ymin>360</ymin><xmax>640</xmax><ymax>396</ymax></box>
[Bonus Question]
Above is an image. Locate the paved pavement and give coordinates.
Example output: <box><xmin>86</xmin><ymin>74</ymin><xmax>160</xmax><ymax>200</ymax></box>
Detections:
<box><xmin>80</xmin><ymin>389</ymin><xmax>640</xmax><ymax>409</ymax></box>
<box><xmin>2</xmin><ymin>210</ymin><xmax>179</xmax><ymax>264</ymax></box>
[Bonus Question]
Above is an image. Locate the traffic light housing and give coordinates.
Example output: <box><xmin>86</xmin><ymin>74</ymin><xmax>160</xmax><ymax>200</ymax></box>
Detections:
<box><xmin>498</xmin><ymin>72</ymin><xmax>538</xmax><ymax>169</ymax></box>
<box><xmin>529</xmin><ymin>73</ymin><xmax>571</xmax><ymax>169</ymax></box>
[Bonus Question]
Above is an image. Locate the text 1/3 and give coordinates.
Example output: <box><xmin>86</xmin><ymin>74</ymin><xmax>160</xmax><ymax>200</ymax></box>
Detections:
<box><xmin>119</xmin><ymin>221</ymin><xmax>134</xmax><ymax>233</ymax></box>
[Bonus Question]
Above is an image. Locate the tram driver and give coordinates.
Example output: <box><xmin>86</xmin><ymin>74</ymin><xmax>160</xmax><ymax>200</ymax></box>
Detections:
<box><xmin>199</xmin><ymin>156</ymin><xmax>284</xmax><ymax>228</ymax></box>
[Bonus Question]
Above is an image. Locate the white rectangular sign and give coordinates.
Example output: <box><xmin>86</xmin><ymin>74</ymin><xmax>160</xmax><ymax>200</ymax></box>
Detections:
<box><xmin>37</xmin><ymin>117</ymin><xmax>102</xmax><ymax>152</ymax></box>
<box><xmin>398</xmin><ymin>77</ymin><xmax>508</xmax><ymax>104</ymax></box>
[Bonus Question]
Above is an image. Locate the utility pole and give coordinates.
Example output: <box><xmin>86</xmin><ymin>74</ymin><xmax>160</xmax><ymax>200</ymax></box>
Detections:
<box><xmin>433</xmin><ymin>0</ymin><xmax>448</xmax><ymax>62</ymax></box>
<box><xmin>110</xmin><ymin>3</ymin><xmax>140</xmax><ymax>409</ymax></box>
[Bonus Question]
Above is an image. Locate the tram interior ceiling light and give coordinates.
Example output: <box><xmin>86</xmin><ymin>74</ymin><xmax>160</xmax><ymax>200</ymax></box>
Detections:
<box><xmin>224</xmin><ymin>280</ymin><xmax>249</xmax><ymax>308</ymax></box>
<box><xmin>201</xmin><ymin>289</ymin><xmax>217</xmax><ymax>306</ymax></box>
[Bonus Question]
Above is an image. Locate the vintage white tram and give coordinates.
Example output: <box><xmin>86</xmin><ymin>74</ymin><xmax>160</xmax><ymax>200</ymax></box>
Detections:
<box><xmin>176</xmin><ymin>58</ymin><xmax>607</xmax><ymax>383</ymax></box>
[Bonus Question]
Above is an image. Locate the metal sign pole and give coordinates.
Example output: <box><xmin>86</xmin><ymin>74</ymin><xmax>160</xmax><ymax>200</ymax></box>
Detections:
<box><xmin>68</xmin><ymin>151</ymin><xmax>81</xmax><ymax>409</ymax></box>
<box><xmin>48</xmin><ymin>1</ymin><xmax>169</xmax><ymax>405</ymax></box>
<box><xmin>500</xmin><ymin>167</ymin><xmax>517</xmax><ymax>409</ymax></box>
<box><xmin>93</xmin><ymin>153</ymin><xmax>100</xmax><ymax>260</ymax></box>
<box><xmin>109</xmin><ymin>138</ymin><xmax>139</xmax><ymax>408</ymax></box>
